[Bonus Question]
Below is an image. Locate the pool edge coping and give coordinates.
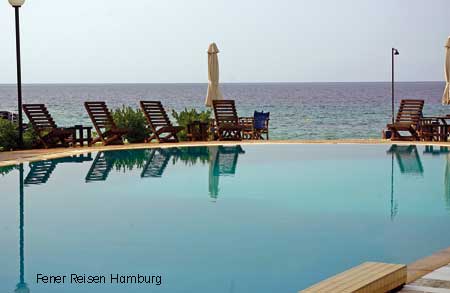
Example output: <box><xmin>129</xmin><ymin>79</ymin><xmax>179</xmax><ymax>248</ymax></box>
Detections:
<box><xmin>1</xmin><ymin>139</ymin><xmax>450</xmax><ymax>167</ymax></box>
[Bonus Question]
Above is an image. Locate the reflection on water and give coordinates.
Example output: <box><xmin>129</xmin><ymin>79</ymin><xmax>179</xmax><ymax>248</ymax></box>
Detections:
<box><xmin>420</xmin><ymin>146</ymin><xmax>450</xmax><ymax>210</ymax></box>
<box><xmin>25</xmin><ymin>155</ymin><xmax>92</xmax><ymax>185</ymax></box>
<box><xmin>3</xmin><ymin>147</ymin><xmax>246</xmax><ymax>292</ymax></box>
<box><xmin>421</xmin><ymin>146</ymin><xmax>450</xmax><ymax>208</ymax></box>
<box><xmin>424</xmin><ymin>146</ymin><xmax>450</xmax><ymax>156</ymax></box>
<box><xmin>209</xmin><ymin>146</ymin><xmax>245</xmax><ymax>200</ymax></box>
<box><xmin>387</xmin><ymin>145</ymin><xmax>423</xmax><ymax>175</ymax></box>
<box><xmin>387</xmin><ymin>144</ymin><xmax>450</xmax><ymax>218</ymax></box>
<box><xmin>83</xmin><ymin>146</ymin><xmax>244</xmax><ymax>200</ymax></box>
<box><xmin>16</xmin><ymin>164</ymin><xmax>30</xmax><ymax>293</ymax></box>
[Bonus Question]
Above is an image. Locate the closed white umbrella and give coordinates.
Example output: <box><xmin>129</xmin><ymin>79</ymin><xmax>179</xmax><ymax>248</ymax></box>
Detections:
<box><xmin>205</xmin><ymin>43</ymin><xmax>223</xmax><ymax>107</ymax></box>
<box><xmin>443</xmin><ymin>37</ymin><xmax>450</xmax><ymax>105</ymax></box>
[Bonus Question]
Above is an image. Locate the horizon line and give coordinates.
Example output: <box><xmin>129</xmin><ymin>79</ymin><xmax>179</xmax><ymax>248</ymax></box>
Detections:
<box><xmin>0</xmin><ymin>80</ymin><xmax>444</xmax><ymax>86</ymax></box>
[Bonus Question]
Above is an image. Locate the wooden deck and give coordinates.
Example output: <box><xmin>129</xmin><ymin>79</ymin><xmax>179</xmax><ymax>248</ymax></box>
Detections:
<box><xmin>301</xmin><ymin>262</ymin><xmax>406</xmax><ymax>293</ymax></box>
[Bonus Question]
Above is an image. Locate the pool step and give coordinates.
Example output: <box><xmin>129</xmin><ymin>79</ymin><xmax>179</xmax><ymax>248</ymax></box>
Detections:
<box><xmin>300</xmin><ymin>262</ymin><xmax>406</xmax><ymax>293</ymax></box>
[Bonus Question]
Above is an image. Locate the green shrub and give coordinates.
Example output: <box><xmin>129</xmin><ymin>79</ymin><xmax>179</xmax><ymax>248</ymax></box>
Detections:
<box><xmin>112</xmin><ymin>106</ymin><xmax>149</xmax><ymax>143</ymax></box>
<box><xmin>0</xmin><ymin>120</ymin><xmax>48</xmax><ymax>151</ymax></box>
<box><xmin>23</xmin><ymin>126</ymin><xmax>39</xmax><ymax>149</ymax></box>
<box><xmin>171</xmin><ymin>108</ymin><xmax>211</xmax><ymax>141</ymax></box>
<box><xmin>0</xmin><ymin>119</ymin><xmax>19</xmax><ymax>151</ymax></box>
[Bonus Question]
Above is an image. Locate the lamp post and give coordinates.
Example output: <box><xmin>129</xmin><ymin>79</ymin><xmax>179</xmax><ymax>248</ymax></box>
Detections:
<box><xmin>391</xmin><ymin>48</ymin><xmax>399</xmax><ymax>124</ymax></box>
<box><xmin>9</xmin><ymin>0</ymin><xmax>26</xmax><ymax>148</ymax></box>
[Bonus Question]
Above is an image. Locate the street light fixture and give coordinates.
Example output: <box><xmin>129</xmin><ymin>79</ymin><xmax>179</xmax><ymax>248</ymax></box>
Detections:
<box><xmin>8</xmin><ymin>0</ymin><xmax>26</xmax><ymax>148</ymax></box>
<box><xmin>391</xmin><ymin>48</ymin><xmax>400</xmax><ymax>125</ymax></box>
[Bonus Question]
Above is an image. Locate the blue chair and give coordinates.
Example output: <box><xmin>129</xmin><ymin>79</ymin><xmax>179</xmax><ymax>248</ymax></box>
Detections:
<box><xmin>253</xmin><ymin>111</ymin><xmax>270</xmax><ymax>140</ymax></box>
<box><xmin>240</xmin><ymin>111</ymin><xmax>270</xmax><ymax>140</ymax></box>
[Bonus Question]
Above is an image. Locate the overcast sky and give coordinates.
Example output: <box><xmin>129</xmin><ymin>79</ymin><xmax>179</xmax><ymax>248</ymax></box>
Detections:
<box><xmin>0</xmin><ymin>0</ymin><xmax>448</xmax><ymax>83</ymax></box>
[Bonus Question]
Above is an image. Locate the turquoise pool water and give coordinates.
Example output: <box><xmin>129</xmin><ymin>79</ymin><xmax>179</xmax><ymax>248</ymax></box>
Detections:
<box><xmin>1</xmin><ymin>144</ymin><xmax>450</xmax><ymax>292</ymax></box>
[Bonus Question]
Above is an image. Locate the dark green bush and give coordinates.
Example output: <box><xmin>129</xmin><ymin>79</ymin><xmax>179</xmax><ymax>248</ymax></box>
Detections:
<box><xmin>0</xmin><ymin>119</ymin><xmax>19</xmax><ymax>151</ymax></box>
<box><xmin>112</xmin><ymin>106</ymin><xmax>149</xmax><ymax>143</ymax></box>
<box><xmin>0</xmin><ymin>120</ymin><xmax>41</xmax><ymax>151</ymax></box>
<box><xmin>171</xmin><ymin>108</ymin><xmax>211</xmax><ymax>141</ymax></box>
<box><xmin>23</xmin><ymin>126</ymin><xmax>39</xmax><ymax>149</ymax></box>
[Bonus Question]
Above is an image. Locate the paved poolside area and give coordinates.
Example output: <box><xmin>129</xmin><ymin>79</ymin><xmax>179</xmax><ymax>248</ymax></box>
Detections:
<box><xmin>2</xmin><ymin>138</ymin><xmax>450</xmax><ymax>167</ymax></box>
<box><xmin>401</xmin><ymin>264</ymin><xmax>450</xmax><ymax>292</ymax></box>
<box><xmin>401</xmin><ymin>246</ymin><xmax>450</xmax><ymax>292</ymax></box>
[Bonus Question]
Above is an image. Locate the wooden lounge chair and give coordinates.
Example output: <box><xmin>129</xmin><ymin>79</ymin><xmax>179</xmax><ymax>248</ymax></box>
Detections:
<box><xmin>140</xmin><ymin>101</ymin><xmax>184</xmax><ymax>143</ymax></box>
<box><xmin>22</xmin><ymin>104</ymin><xmax>74</xmax><ymax>148</ymax></box>
<box><xmin>84</xmin><ymin>101</ymin><xmax>128</xmax><ymax>146</ymax></box>
<box><xmin>212</xmin><ymin>100</ymin><xmax>243</xmax><ymax>141</ymax></box>
<box><xmin>387</xmin><ymin>99</ymin><xmax>424</xmax><ymax>141</ymax></box>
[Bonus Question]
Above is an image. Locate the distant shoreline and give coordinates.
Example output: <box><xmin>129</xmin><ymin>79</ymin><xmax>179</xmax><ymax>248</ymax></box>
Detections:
<box><xmin>0</xmin><ymin>81</ymin><xmax>445</xmax><ymax>86</ymax></box>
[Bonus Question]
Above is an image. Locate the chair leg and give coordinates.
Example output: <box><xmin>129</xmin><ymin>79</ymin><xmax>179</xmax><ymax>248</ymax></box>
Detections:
<box><xmin>146</xmin><ymin>133</ymin><xmax>157</xmax><ymax>143</ymax></box>
<box><xmin>104</xmin><ymin>134</ymin><xmax>123</xmax><ymax>146</ymax></box>
<box><xmin>41</xmin><ymin>138</ymin><xmax>49</xmax><ymax>149</ymax></box>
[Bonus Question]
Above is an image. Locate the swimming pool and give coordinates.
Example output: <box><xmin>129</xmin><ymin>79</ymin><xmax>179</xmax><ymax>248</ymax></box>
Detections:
<box><xmin>1</xmin><ymin>144</ymin><xmax>450</xmax><ymax>292</ymax></box>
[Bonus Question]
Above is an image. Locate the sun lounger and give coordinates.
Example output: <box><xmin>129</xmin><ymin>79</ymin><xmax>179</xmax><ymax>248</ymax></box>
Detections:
<box><xmin>387</xmin><ymin>99</ymin><xmax>424</xmax><ymax>141</ymax></box>
<box><xmin>212</xmin><ymin>100</ymin><xmax>243</xmax><ymax>141</ymax></box>
<box><xmin>84</xmin><ymin>101</ymin><xmax>128</xmax><ymax>146</ymax></box>
<box><xmin>140</xmin><ymin>101</ymin><xmax>184</xmax><ymax>143</ymax></box>
<box><xmin>22</xmin><ymin>104</ymin><xmax>74</xmax><ymax>148</ymax></box>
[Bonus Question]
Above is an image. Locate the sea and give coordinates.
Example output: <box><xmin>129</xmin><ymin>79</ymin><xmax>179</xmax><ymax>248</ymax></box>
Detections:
<box><xmin>0</xmin><ymin>82</ymin><xmax>446</xmax><ymax>140</ymax></box>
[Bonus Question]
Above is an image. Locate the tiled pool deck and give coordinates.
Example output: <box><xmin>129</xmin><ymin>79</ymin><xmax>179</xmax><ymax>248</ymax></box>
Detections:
<box><xmin>3</xmin><ymin>138</ymin><xmax>450</xmax><ymax>291</ymax></box>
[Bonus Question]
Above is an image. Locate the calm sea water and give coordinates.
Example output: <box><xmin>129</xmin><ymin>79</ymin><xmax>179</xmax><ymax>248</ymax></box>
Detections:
<box><xmin>1</xmin><ymin>144</ymin><xmax>450</xmax><ymax>292</ymax></box>
<box><xmin>0</xmin><ymin>82</ymin><xmax>447</xmax><ymax>139</ymax></box>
